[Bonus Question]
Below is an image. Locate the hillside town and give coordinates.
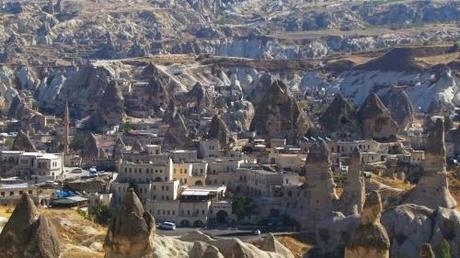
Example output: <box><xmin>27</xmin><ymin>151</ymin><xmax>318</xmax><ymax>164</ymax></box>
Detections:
<box><xmin>1</xmin><ymin>0</ymin><xmax>460</xmax><ymax>258</ymax></box>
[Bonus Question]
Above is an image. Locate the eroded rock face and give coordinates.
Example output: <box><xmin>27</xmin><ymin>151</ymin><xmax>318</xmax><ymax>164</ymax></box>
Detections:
<box><xmin>357</xmin><ymin>93</ymin><xmax>399</xmax><ymax>140</ymax></box>
<box><xmin>255</xmin><ymin>233</ymin><xmax>294</xmax><ymax>258</ymax></box>
<box><xmin>104</xmin><ymin>189</ymin><xmax>155</xmax><ymax>258</ymax></box>
<box><xmin>184</xmin><ymin>82</ymin><xmax>212</xmax><ymax>112</ymax></box>
<box><xmin>221</xmin><ymin>100</ymin><xmax>255</xmax><ymax>132</ymax></box>
<box><xmin>163</xmin><ymin>112</ymin><xmax>192</xmax><ymax>150</ymax></box>
<box><xmin>315</xmin><ymin>212</ymin><xmax>361</xmax><ymax>258</ymax></box>
<box><xmin>381</xmin><ymin>204</ymin><xmax>434</xmax><ymax>258</ymax></box>
<box><xmin>340</xmin><ymin>148</ymin><xmax>365</xmax><ymax>215</ymax></box>
<box><xmin>82</xmin><ymin>81</ymin><xmax>124</xmax><ymax>131</ymax></box>
<box><xmin>12</xmin><ymin>130</ymin><xmax>37</xmax><ymax>152</ymax></box>
<box><xmin>319</xmin><ymin>94</ymin><xmax>360</xmax><ymax>139</ymax></box>
<box><xmin>303</xmin><ymin>140</ymin><xmax>338</xmax><ymax>229</ymax></box>
<box><xmin>419</xmin><ymin>244</ymin><xmax>435</xmax><ymax>258</ymax></box>
<box><xmin>250</xmin><ymin>80</ymin><xmax>311</xmax><ymax>142</ymax></box>
<box><xmin>205</xmin><ymin>115</ymin><xmax>232</xmax><ymax>148</ymax></box>
<box><xmin>379</xmin><ymin>87</ymin><xmax>414</xmax><ymax>130</ymax></box>
<box><xmin>381</xmin><ymin>204</ymin><xmax>460</xmax><ymax>258</ymax></box>
<box><xmin>345</xmin><ymin>191</ymin><xmax>390</xmax><ymax>258</ymax></box>
<box><xmin>403</xmin><ymin>118</ymin><xmax>457</xmax><ymax>209</ymax></box>
<box><xmin>178</xmin><ymin>231</ymin><xmax>294</xmax><ymax>258</ymax></box>
<box><xmin>0</xmin><ymin>193</ymin><xmax>60</xmax><ymax>258</ymax></box>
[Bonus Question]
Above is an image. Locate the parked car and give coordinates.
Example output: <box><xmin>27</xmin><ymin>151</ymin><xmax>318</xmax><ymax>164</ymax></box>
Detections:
<box><xmin>252</xmin><ymin>229</ymin><xmax>261</xmax><ymax>235</ymax></box>
<box><xmin>158</xmin><ymin>222</ymin><xmax>176</xmax><ymax>230</ymax></box>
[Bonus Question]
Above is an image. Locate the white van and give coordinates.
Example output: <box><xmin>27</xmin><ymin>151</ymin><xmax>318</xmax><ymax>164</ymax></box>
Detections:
<box><xmin>158</xmin><ymin>222</ymin><xmax>176</xmax><ymax>230</ymax></box>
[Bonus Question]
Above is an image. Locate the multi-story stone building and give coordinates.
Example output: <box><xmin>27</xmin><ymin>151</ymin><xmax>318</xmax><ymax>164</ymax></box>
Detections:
<box><xmin>0</xmin><ymin>151</ymin><xmax>63</xmax><ymax>183</ymax></box>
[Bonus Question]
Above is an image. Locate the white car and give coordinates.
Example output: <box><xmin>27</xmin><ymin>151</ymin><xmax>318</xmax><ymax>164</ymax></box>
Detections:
<box><xmin>158</xmin><ymin>222</ymin><xmax>176</xmax><ymax>230</ymax></box>
<box><xmin>252</xmin><ymin>229</ymin><xmax>261</xmax><ymax>235</ymax></box>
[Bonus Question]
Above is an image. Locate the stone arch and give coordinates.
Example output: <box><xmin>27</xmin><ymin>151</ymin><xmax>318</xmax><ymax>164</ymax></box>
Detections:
<box><xmin>180</xmin><ymin>220</ymin><xmax>191</xmax><ymax>227</ymax></box>
<box><xmin>216</xmin><ymin>210</ymin><xmax>229</xmax><ymax>224</ymax></box>
<box><xmin>193</xmin><ymin>220</ymin><xmax>204</xmax><ymax>227</ymax></box>
<box><xmin>195</xmin><ymin>180</ymin><xmax>203</xmax><ymax>186</ymax></box>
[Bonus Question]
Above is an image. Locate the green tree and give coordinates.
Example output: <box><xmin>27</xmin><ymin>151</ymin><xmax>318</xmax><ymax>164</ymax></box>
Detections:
<box><xmin>89</xmin><ymin>204</ymin><xmax>112</xmax><ymax>225</ymax></box>
<box><xmin>440</xmin><ymin>239</ymin><xmax>452</xmax><ymax>258</ymax></box>
<box><xmin>70</xmin><ymin>132</ymin><xmax>86</xmax><ymax>150</ymax></box>
<box><xmin>120</xmin><ymin>122</ymin><xmax>134</xmax><ymax>133</ymax></box>
<box><xmin>232</xmin><ymin>196</ymin><xmax>256</xmax><ymax>220</ymax></box>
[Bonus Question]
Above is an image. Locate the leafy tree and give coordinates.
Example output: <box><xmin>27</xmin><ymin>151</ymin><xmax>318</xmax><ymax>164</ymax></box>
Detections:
<box><xmin>232</xmin><ymin>196</ymin><xmax>256</xmax><ymax>220</ymax></box>
<box><xmin>4</xmin><ymin>138</ymin><xmax>13</xmax><ymax>149</ymax></box>
<box><xmin>89</xmin><ymin>204</ymin><xmax>112</xmax><ymax>225</ymax></box>
<box><xmin>120</xmin><ymin>122</ymin><xmax>134</xmax><ymax>133</ymax></box>
<box><xmin>70</xmin><ymin>132</ymin><xmax>86</xmax><ymax>150</ymax></box>
<box><xmin>440</xmin><ymin>238</ymin><xmax>452</xmax><ymax>258</ymax></box>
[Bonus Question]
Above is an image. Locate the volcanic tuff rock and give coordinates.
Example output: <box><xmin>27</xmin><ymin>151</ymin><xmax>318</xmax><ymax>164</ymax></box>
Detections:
<box><xmin>419</xmin><ymin>244</ymin><xmax>435</xmax><ymax>258</ymax></box>
<box><xmin>381</xmin><ymin>204</ymin><xmax>460</xmax><ymax>258</ymax></box>
<box><xmin>178</xmin><ymin>230</ymin><xmax>294</xmax><ymax>258</ymax></box>
<box><xmin>183</xmin><ymin>82</ymin><xmax>212</xmax><ymax>113</ymax></box>
<box><xmin>81</xmin><ymin>81</ymin><xmax>124</xmax><ymax>131</ymax></box>
<box><xmin>403</xmin><ymin>118</ymin><xmax>457</xmax><ymax>209</ymax></box>
<box><xmin>315</xmin><ymin>212</ymin><xmax>361</xmax><ymax>258</ymax></box>
<box><xmin>250</xmin><ymin>80</ymin><xmax>311</xmax><ymax>141</ymax></box>
<box><xmin>11</xmin><ymin>130</ymin><xmax>37</xmax><ymax>152</ymax></box>
<box><xmin>163</xmin><ymin>112</ymin><xmax>193</xmax><ymax>150</ymax></box>
<box><xmin>0</xmin><ymin>193</ymin><xmax>60</xmax><ymax>258</ymax></box>
<box><xmin>379</xmin><ymin>87</ymin><xmax>415</xmax><ymax>130</ymax></box>
<box><xmin>206</xmin><ymin>115</ymin><xmax>232</xmax><ymax>148</ymax></box>
<box><xmin>357</xmin><ymin>93</ymin><xmax>399</xmax><ymax>140</ymax></box>
<box><xmin>221</xmin><ymin>99</ymin><xmax>255</xmax><ymax>132</ymax></box>
<box><xmin>345</xmin><ymin>191</ymin><xmax>390</xmax><ymax>258</ymax></box>
<box><xmin>340</xmin><ymin>148</ymin><xmax>365</xmax><ymax>215</ymax></box>
<box><xmin>303</xmin><ymin>140</ymin><xmax>338</xmax><ymax>229</ymax></box>
<box><xmin>319</xmin><ymin>94</ymin><xmax>360</xmax><ymax>139</ymax></box>
<box><xmin>104</xmin><ymin>188</ymin><xmax>155</xmax><ymax>258</ymax></box>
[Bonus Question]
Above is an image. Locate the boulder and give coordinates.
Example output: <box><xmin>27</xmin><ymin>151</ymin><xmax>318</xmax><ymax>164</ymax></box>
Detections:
<box><xmin>104</xmin><ymin>189</ymin><xmax>155</xmax><ymax>258</ymax></box>
<box><xmin>381</xmin><ymin>204</ymin><xmax>434</xmax><ymax>258</ymax></box>
<box><xmin>0</xmin><ymin>193</ymin><xmax>60</xmax><ymax>258</ymax></box>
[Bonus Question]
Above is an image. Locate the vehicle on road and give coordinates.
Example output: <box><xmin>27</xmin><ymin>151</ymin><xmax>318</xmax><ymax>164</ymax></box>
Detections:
<box><xmin>158</xmin><ymin>222</ymin><xmax>176</xmax><ymax>230</ymax></box>
<box><xmin>252</xmin><ymin>229</ymin><xmax>261</xmax><ymax>235</ymax></box>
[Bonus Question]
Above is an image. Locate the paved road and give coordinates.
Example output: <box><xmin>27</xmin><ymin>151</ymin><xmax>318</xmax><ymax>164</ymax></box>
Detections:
<box><xmin>156</xmin><ymin>227</ymin><xmax>267</xmax><ymax>241</ymax></box>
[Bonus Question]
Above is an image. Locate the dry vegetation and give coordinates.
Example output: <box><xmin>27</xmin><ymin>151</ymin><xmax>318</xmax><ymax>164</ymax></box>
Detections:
<box><xmin>0</xmin><ymin>207</ymin><xmax>106</xmax><ymax>258</ymax></box>
<box><xmin>447</xmin><ymin>172</ymin><xmax>460</xmax><ymax>211</ymax></box>
<box><xmin>276</xmin><ymin>234</ymin><xmax>313</xmax><ymax>258</ymax></box>
<box><xmin>371</xmin><ymin>174</ymin><xmax>414</xmax><ymax>191</ymax></box>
